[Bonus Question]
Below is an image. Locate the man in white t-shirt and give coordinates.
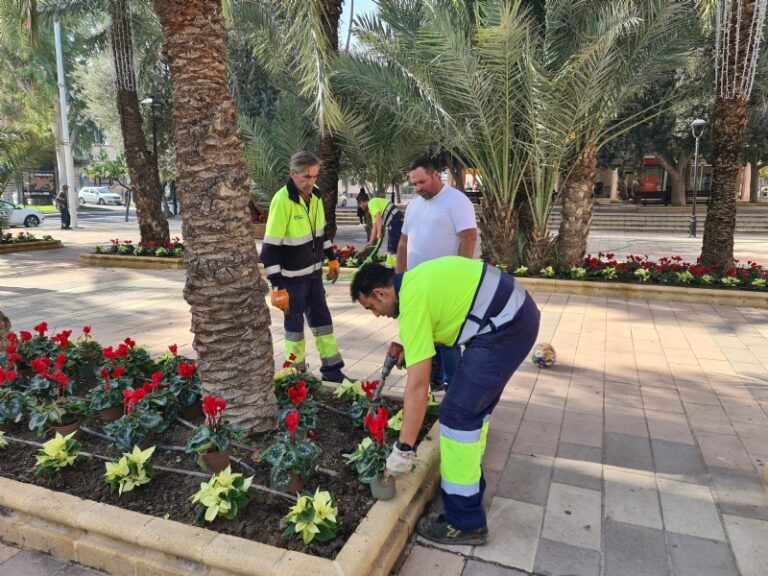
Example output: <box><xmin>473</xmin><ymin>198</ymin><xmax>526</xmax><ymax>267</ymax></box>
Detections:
<box><xmin>396</xmin><ymin>155</ymin><xmax>477</xmax><ymax>389</ymax></box>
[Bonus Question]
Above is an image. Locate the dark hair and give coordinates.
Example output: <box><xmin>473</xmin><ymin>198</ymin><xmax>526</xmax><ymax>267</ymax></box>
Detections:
<box><xmin>350</xmin><ymin>264</ymin><xmax>395</xmax><ymax>301</ymax></box>
<box><xmin>409</xmin><ymin>155</ymin><xmax>436</xmax><ymax>173</ymax></box>
<box><xmin>289</xmin><ymin>151</ymin><xmax>320</xmax><ymax>172</ymax></box>
<box><xmin>356</xmin><ymin>191</ymin><xmax>369</xmax><ymax>203</ymax></box>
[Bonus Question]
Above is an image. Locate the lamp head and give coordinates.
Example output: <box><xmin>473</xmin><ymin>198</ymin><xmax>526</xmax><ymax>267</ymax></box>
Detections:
<box><xmin>691</xmin><ymin>118</ymin><xmax>706</xmax><ymax>139</ymax></box>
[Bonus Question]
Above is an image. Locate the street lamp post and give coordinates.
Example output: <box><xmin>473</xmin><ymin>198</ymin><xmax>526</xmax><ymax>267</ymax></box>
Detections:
<box><xmin>689</xmin><ymin>118</ymin><xmax>706</xmax><ymax>237</ymax></box>
<box><xmin>140</xmin><ymin>97</ymin><xmax>158</xmax><ymax>161</ymax></box>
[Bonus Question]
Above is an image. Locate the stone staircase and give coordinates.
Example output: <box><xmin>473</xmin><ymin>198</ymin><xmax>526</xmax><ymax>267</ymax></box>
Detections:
<box><xmin>336</xmin><ymin>204</ymin><xmax>768</xmax><ymax>233</ymax></box>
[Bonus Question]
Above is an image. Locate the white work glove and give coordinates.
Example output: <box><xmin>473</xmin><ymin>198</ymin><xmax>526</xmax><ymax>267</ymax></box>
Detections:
<box><xmin>386</xmin><ymin>442</ymin><xmax>416</xmax><ymax>476</ymax></box>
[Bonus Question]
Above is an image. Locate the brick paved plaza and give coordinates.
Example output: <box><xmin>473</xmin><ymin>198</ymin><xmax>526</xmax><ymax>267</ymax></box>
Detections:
<box><xmin>1</xmin><ymin>218</ymin><xmax>767</xmax><ymax>576</ymax></box>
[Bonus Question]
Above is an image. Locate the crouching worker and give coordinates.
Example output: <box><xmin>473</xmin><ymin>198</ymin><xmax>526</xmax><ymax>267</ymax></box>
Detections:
<box><xmin>350</xmin><ymin>257</ymin><xmax>540</xmax><ymax>545</ymax></box>
<box><xmin>356</xmin><ymin>192</ymin><xmax>403</xmax><ymax>268</ymax></box>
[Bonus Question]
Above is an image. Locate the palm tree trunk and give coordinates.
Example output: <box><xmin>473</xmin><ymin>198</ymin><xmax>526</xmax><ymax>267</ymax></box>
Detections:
<box><xmin>0</xmin><ymin>310</ymin><xmax>10</xmax><ymax>342</ymax></box>
<box><xmin>558</xmin><ymin>143</ymin><xmax>598</xmax><ymax>268</ymax></box>
<box><xmin>317</xmin><ymin>132</ymin><xmax>341</xmax><ymax>240</ymax></box>
<box><xmin>526</xmin><ymin>226</ymin><xmax>556</xmax><ymax>273</ymax></box>
<box><xmin>154</xmin><ymin>0</ymin><xmax>277</xmax><ymax>434</ymax></box>
<box><xmin>109</xmin><ymin>0</ymin><xmax>169</xmax><ymax>245</ymax></box>
<box><xmin>316</xmin><ymin>0</ymin><xmax>344</xmax><ymax>241</ymax></box>
<box><xmin>701</xmin><ymin>97</ymin><xmax>747</xmax><ymax>269</ymax></box>
<box><xmin>478</xmin><ymin>196</ymin><xmax>518</xmax><ymax>268</ymax></box>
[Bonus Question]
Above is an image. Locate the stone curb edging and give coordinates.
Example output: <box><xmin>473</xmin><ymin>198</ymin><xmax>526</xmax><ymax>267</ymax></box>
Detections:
<box><xmin>79</xmin><ymin>253</ymin><xmax>184</xmax><ymax>270</ymax></box>
<box><xmin>0</xmin><ymin>240</ymin><xmax>63</xmax><ymax>254</ymax></box>
<box><xmin>0</xmin><ymin>420</ymin><xmax>440</xmax><ymax>576</ymax></box>
<box><xmin>516</xmin><ymin>276</ymin><xmax>768</xmax><ymax>308</ymax></box>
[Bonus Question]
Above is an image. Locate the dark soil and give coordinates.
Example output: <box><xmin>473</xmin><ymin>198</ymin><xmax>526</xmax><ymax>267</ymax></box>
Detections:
<box><xmin>0</xmin><ymin>391</ymin><xmax>436</xmax><ymax>559</ymax></box>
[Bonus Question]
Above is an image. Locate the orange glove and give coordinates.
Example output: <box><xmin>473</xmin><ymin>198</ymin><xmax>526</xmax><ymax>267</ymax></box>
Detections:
<box><xmin>326</xmin><ymin>259</ymin><xmax>340</xmax><ymax>284</ymax></box>
<box><xmin>270</xmin><ymin>289</ymin><xmax>289</xmax><ymax>312</ymax></box>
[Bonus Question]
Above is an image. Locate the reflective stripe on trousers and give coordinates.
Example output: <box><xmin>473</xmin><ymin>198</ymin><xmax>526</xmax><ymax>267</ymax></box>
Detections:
<box><xmin>439</xmin><ymin>291</ymin><xmax>540</xmax><ymax>531</ymax></box>
<box><xmin>283</xmin><ymin>277</ymin><xmax>344</xmax><ymax>374</ymax></box>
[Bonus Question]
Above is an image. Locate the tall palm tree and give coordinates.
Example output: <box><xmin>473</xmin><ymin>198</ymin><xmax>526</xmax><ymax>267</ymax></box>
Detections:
<box><xmin>154</xmin><ymin>0</ymin><xmax>277</xmax><ymax>434</ymax></box>
<box><xmin>40</xmin><ymin>0</ymin><xmax>170</xmax><ymax>245</ymax></box>
<box><xmin>550</xmin><ymin>0</ymin><xmax>694</xmax><ymax>267</ymax></box>
<box><xmin>228</xmin><ymin>0</ymin><xmax>345</xmax><ymax>238</ymax></box>
<box><xmin>341</xmin><ymin>1</ymin><xmax>533</xmax><ymax>267</ymax></box>
<box><xmin>107</xmin><ymin>0</ymin><xmax>168</xmax><ymax>244</ymax></box>
<box><xmin>700</xmin><ymin>0</ymin><xmax>768</xmax><ymax>269</ymax></box>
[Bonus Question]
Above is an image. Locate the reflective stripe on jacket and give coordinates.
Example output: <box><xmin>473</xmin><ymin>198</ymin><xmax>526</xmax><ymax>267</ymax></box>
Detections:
<box><xmin>455</xmin><ymin>264</ymin><xmax>526</xmax><ymax>345</ymax></box>
<box><xmin>260</xmin><ymin>180</ymin><xmax>336</xmax><ymax>288</ymax></box>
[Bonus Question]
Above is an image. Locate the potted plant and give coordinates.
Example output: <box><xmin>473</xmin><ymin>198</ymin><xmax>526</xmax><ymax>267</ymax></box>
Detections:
<box><xmin>167</xmin><ymin>355</ymin><xmax>203</xmax><ymax>420</ymax></box>
<box><xmin>190</xmin><ymin>466</ymin><xmax>254</xmax><ymax>523</ymax></box>
<box><xmin>275</xmin><ymin>379</ymin><xmax>318</xmax><ymax>436</ymax></box>
<box><xmin>69</xmin><ymin>326</ymin><xmax>103</xmax><ymax>388</ymax></box>
<box><xmin>0</xmin><ymin>387</ymin><xmax>25</xmax><ymax>432</ymax></box>
<box><xmin>27</xmin><ymin>355</ymin><xmax>88</xmax><ymax>438</ymax></box>
<box><xmin>185</xmin><ymin>395</ymin><xmax>244</xmax><ymax>473</ymax></box>
<box><xmin>87</xmin><ymin>366</ymin><xmax>131</xmax><ymax>422</ymax></box>
<box><xmin>103</xmin><ymin>402</ymin><xmax>163</xmax><ymax>452</ymax></box>
<box><xmin>102</xmin><ymin>337</ymin><xmax>154</xmax><ymax>381</ymax></box>
<box><xmin>14</xmin><ymin>323</ymin><xmax>58</xmax><ymax>377</ymax></box>
<box><xmin>343</xmin><ymin>407</ymin><xmax>395</xmax><ymax>499</ymax></box>
<box><xmin>283</xmin><ymin>489</ymin><xmax>340</xmax><ymax>545</ymax></box>
<box><xmin>261</xmin><ymin>409</ymin><xmax>321</xmax><ymax>493</ymax></box>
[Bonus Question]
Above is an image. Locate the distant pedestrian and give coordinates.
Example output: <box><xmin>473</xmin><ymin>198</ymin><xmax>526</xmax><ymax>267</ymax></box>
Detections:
<box><xmin>55</xmin><ymin>185</ymin><xmax>71</xmax><ymax>229</ymax></box>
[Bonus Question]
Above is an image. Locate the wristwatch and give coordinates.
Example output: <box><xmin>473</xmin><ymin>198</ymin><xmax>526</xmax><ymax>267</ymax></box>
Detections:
<box><xmin>396</xmin><ymin>441</ymin><xmax>415</xmax><ymax>452</ymax></box>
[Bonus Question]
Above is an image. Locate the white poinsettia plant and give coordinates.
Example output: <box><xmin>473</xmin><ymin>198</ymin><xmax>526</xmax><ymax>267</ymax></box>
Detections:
<box><xmin>104</xmin><ymin>445</ymin><xmax>156</xmax><ymax>495</ymax></box>
<box><xmin>35</xmin><ymin>432</ymin><xmax>80</xmax><ymax>475</ymax></box>
<box><xmin>283</xmin><ymin>488</ymin><xmax>340</xmax><ymax>545</ymax></box>
<box><xmin>190</xmin><ymin>466</ymin><xmax>253</xmax><ymax>522</ymax></box>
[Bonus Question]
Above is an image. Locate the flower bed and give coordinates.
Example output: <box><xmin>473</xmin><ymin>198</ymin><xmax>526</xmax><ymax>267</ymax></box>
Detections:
<box><xmin>0</xmin><ymin>324</ymin><xmax>438</xmax><ymax>570</ymax></box>
<box><xmin>507</xmin><ymin>253</ymin><xmax>768</xmax><ymax>292</ymax></box>
<box><xmin>0</xmin><ymin>232</ymin><xmax>62</xmax><ymax>254</ymax></box>
<box><xmin>94</xmin><ymin>237</ymin><xmax>185</xmax><ymax>258</ymax></box>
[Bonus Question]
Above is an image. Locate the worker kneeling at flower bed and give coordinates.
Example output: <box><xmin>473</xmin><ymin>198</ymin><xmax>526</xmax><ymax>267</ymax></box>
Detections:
<box><xmin>350</xmin><ymin>256</ymin><xmax>540</xmax><ymax>546</ymax></box>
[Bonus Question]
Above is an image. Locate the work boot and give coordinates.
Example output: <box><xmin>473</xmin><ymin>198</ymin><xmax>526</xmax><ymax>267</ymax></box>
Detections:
<box><xmin>429</xmin><ymin>379</ymin><xmax>446</xmax><ymax>393</ymax></box>
<box><xmin>417</xmin><ymin>515</ymin><xmax>488</xmax><ymax>546</ymax></box>
<box><xmin>322</xmin><ymin>370</ymin><xmax>350</xmax><ymax>384</ymax></box>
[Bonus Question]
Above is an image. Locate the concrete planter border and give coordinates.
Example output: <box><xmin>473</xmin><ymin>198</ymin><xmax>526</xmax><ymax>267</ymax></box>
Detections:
<box><xmin>517</xmin><ymin>276</ymin><xmax>768</xmax><ymax>308</ymax></box>
<box><xmin>79</xmin><ymin>253</ymin><xmax>184</xmax><ymax>270</ymax></box>
<box><xmin>0</xmin><ymin>419</ymin><xmax>440</xmax><ymax>576</ymax></box>
<box><xmin>0</xmin><ymin>240</ymin><xmax>63</xmax><ymax>254</ymax></box>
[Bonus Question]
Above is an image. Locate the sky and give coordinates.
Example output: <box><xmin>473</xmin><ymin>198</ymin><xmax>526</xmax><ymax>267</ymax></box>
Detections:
<box><xmin>340</xmin><ymin>0</ymin><xmax>377</xmax><ymax>51</ymax></box>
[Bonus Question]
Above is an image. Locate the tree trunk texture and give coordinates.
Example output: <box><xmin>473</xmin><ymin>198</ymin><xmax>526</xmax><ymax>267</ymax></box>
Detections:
<box><xmin>749</xmin><ymin>161</ymin><xmax>763</xmax><ymax>203</ymax></box>
<box><xmin>316</xmin><ymin>0</ymin><xmax>344</xmax><ymax>241</ymax></box>
<box><xmin>525</xmin><ymin>226</ymin><xmax>556</xmax><ymax>273</ymax></box>
<box><xmin>317</xmin><ymin>132</ymin><xmax>341</xmax><ymax>240</ymax></box>
<box><xmin>618</xmin><ymin>168</ymin><xmax>628</xmax><ymax>201</ymax></box>
<box><xmin>653</xmin><ymin>150</ymin><xmax>691</xmax><ymax>207</ymax></box>
<box><xmin>109</xmin><ymin>0</ymin><xmax>169</xmax><ymax>246</ymax></box>
<box><xmin>154</xmin><ymin>0</ymin><xmax>277</xmax><ymax>434</ymax></box>
<box><xmin>0</xmin><ymin>310</ymin><xmax>10</xmax><ymax>342</ymax></box>
<box><xmin>701</xmin><ymin>97</ymin><xmax>747</xmax><ymax>270</ymax></box>
<box><xmin>558</xmin><ymin>143</ymin><xmax>598</xmax><ymax>268</ymax></box>
<box><xmin>478</xmin><ymin>196</ymin><xmax>518</xmax><ymax>269</ymax></box>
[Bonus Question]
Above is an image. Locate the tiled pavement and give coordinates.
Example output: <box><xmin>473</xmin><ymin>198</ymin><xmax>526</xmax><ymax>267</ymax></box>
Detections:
<box><xmin>1</xmin><ymin>218</ymin><xmax>768</xmax><ymax>575</ymax></box>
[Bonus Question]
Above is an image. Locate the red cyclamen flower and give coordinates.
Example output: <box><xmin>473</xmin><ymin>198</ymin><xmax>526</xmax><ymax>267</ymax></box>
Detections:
<box><xmin>83</xmin><ymin>326</ymin><xmax>91</xmax><ymax>336</ymax></box>
<box><xmin>19</xmin><ymin>331</ymin><xmax>32</xmax><ymax>342</ymax></box>
<box><xmin>168</xmin><ymin>344</ymin><xmax>178</xmax><ymax>356</ymax></box>
<box><xmin>34</xmin><ymin>322</ymin><xmax>48</xmax><ymax>337</ymax></box>
<box><xmin>177</xmin><ymin>361</ymin><xmax>197</xmax><ymax>379</ymax></box>
<box><xmin>287</xmin><ymin>380</ymin><xmax>308</xmax><ymax>405</ymax></box>
<box><xmin>202</xmin><ymin>395</ymin><xmax>227</xmax><ymax>419</ymax></box>
<box><xmin>285</xmin><ymin>409</ymin><xmax>300</xmax><ymax>435</ymax></box>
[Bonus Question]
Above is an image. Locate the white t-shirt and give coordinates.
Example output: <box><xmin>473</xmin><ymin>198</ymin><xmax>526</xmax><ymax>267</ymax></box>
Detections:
<box><xmin>402</xmin><ymin>184</ymin><xmax>477</xmax><ymax>270</ymax></box>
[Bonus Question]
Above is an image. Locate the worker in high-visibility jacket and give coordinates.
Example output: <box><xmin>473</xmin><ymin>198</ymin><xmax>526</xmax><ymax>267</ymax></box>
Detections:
<box><xmin>350</xmin><ymin>257</ymin><xmax>540</xmax><ymax>545</ymax></box>
<box><xmin>261</xmin><ymin>152</ymin><xmax>348</xmax><ymax>382</ymax></box>
<box><xmin>356</xmin><ymin>192</ymin><xmax>403</xmax><ymax>268</ymax></box>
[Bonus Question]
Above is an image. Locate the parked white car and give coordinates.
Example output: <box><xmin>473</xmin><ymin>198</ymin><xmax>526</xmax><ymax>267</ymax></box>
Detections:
<box><xmin>0</xmin><ymin>199</ymin><xmax>45</xmax><ymax>228</ymax></box>
<box><xmin>78</xmin><ymin>186</ymin><xmax>123</xmax><ymax>205</ymax></box>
